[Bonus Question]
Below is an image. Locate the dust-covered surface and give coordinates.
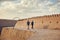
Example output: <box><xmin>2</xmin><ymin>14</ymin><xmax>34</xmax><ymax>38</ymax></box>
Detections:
<box><xmin>1</xmin><ymin>27</ymin><xmax>34</xmax><ymax>40</ymax></box>
<box><xmin>1</xmin><ymin>27</ymin><xmax>60</xmax><ymax>40</ymax></box>
<box><xmin>28</xmin><ymin>29</ymin><xmax>60</xmax><ymax>40</ymax></box>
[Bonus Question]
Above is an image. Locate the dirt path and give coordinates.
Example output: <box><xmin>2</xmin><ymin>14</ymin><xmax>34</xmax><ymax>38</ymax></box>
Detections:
<box><xmin>28</xmin><ymin>29</ymin><xmax>60</xmax><ymax>40</ymax></box>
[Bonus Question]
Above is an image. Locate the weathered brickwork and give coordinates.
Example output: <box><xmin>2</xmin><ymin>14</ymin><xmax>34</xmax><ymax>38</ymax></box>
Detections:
<box><xmin>15</xmin><ymin>14</ymin><xmax>60</xmax><ymax>29</ymax></box>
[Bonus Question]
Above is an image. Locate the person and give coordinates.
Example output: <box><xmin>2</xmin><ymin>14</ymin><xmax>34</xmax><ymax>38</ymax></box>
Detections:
<box><xmin>31</xmin><ymin>21</ymin><xmax>34</xmax><ymax>29</ymax></box>
<box><xmin>27</xmin><ymin>20</ymin><xmax>30</xmax><ymax>29</ymax></box>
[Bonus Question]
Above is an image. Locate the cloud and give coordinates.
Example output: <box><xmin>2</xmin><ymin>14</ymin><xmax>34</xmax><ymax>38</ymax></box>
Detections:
<box><xmin>0</xmin><ymin>0</ymin><xmax>60</xmax><ymax>19</ymax></box>
<box><xmin>0</xmin><ymin>0</ymin><xmax>15</xmax><ymax>1</ymax></box>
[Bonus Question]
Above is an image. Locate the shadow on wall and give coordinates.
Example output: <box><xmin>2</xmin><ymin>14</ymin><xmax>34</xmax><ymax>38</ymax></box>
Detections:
<box><xmin>0</xmin><ymin>27</ymin><xmax>2</xmax><ymax>35</ymax></box>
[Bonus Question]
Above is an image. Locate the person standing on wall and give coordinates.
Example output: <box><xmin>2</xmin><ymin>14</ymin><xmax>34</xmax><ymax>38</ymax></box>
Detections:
<box><xmin>27</xmin><ymin>20</ymin><xmax>30</xmax><ymax>29</ymax></box>
<box><xmin>31</xmin><ymin>21</ymin><xmax>34</xmax><ymax>29</ymax></box>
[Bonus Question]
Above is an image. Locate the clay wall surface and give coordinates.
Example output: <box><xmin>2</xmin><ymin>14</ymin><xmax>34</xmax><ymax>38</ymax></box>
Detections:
<box><xmin>15</xmin><ymin>14</ymin><xmax>60</xmax><ymax>29</ymax></box>
<box><xmin>1</xmin><ymin>27</ymin><xmax>34</xmax><ymax>40</ymax></box>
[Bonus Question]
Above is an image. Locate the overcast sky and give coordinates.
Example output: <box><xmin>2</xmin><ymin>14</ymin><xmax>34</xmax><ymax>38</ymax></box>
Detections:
<box><xmin>0</xmin><ymin>0</ymin><xmax>60</xmax><ymax>20</ymax></box>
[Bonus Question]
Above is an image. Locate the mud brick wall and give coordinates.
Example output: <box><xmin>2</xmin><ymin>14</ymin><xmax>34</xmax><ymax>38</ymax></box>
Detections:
<box><xmin>15</xmin><ymin>14</ymin><xmax>60</xmax><ymax>29</ymax></box>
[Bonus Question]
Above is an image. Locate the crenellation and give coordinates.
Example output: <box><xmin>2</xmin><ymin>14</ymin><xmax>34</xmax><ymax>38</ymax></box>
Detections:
<box><xmin>15</xmin><ymin>14</ymin><xmax>60</xmax><ymax>29</ymax></box>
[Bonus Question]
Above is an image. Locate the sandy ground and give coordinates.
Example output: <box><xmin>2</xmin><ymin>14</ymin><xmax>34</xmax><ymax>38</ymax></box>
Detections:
<box><xmin>1</xmin><ymin>27</ymin><xmax>60</xmax><ymax>40</ymax></box>
<box><xmin>28</xmin><ymin>29</ymin><xmax>60</xmax><ymax>40</ymax></box>
<box><xmin>1</xmin><ymin>27</ymin><xmax>34</xmax><ymax>40</ymax></box>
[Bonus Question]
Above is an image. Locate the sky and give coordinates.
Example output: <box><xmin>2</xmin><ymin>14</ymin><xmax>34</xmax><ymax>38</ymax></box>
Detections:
<box><xmin>0</xmin><ymin>0</ymin><xmax>60</xmax><ymax>20</ymax></box>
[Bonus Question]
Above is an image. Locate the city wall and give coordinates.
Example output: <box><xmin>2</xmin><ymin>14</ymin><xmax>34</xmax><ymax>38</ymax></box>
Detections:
<box><xmin>15</xmin><ymin>14</ymin><xmax>60</xmax><ymax>29</ymax></box>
